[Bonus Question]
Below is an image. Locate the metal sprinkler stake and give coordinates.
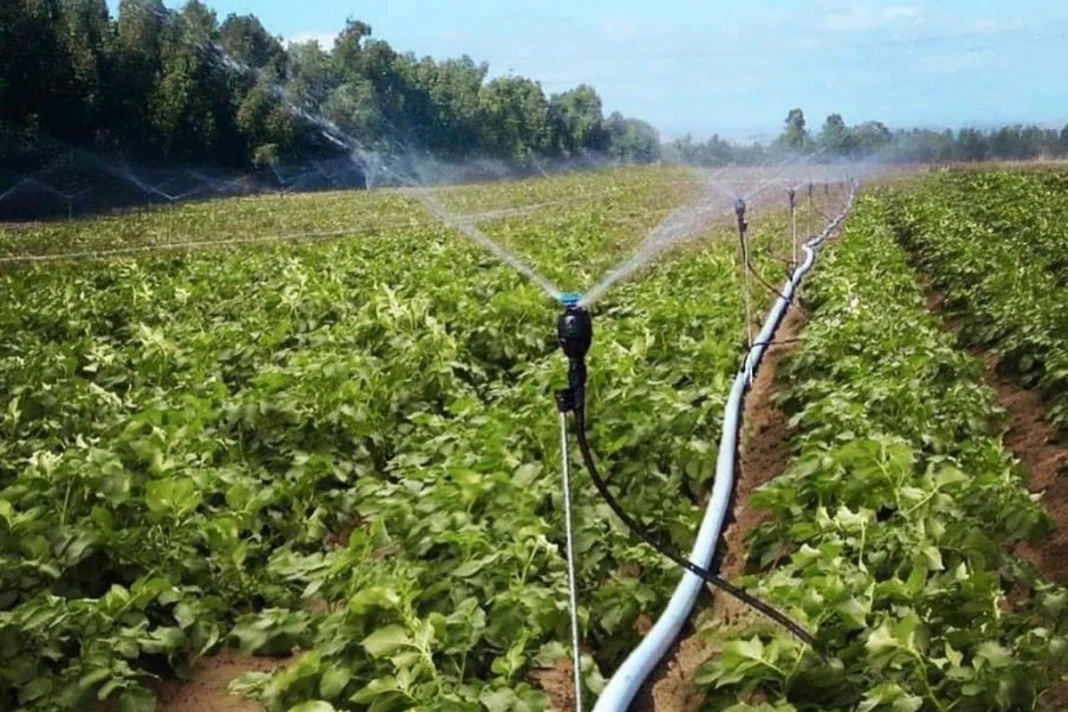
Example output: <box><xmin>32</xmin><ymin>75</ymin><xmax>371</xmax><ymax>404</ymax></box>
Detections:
<box><xmin>734</xmin><ymin>199</ymin><xmax>754</xmax><ymax>357</ymax></box>
<box><xmin>554</xmin><ymin>292</ymin><xmax>592</xmax><ymax>712</ymax></box>
<box><xmin>787</xmin><ymin>187</ymin><xmax>797</xmax><ymax>268</ymax></box>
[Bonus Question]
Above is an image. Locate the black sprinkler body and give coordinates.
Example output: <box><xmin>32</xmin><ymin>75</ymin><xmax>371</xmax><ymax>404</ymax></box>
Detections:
<box><xmin>556</xmin><ymin>294</ymin><xmax>592</xmax><ymax>412</ymax></box>
<box><xmin>788</xmin><ymin>187</ymin><xmax>796</xmax><ymax>210</ymax></box>
<box><xmin>557</xmin><ymin>306</ymin><xmax>592</xmax><ymax>361</ymax></box>
<box><xmin>734</xmin><ymin>197</ymin><xmax>748</xmax><ymax>234</ymax></box>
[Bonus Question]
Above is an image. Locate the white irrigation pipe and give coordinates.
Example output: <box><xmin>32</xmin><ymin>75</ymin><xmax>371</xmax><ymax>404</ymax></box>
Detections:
<box><xmin>592</xmin><ymin>181</ymin><xmax>856</xmax><ymax>712</ymax></box>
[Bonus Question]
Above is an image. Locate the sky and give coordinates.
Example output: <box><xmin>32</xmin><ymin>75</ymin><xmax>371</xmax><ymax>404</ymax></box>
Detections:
<box><xmin>106</xmin><ymin>0</ymin><xmax>1068</xmax><ymax>141</ymax></box>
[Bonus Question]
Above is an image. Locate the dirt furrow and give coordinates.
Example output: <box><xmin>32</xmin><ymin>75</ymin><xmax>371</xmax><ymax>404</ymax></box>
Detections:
<box><xmin>634</xmin><ymin>307</ymin><xmax>806</xmax><ymax>712</ymax></box>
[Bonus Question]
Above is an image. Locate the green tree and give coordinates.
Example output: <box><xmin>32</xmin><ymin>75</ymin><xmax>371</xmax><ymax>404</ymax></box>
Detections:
<box><xmin>851</xmin><ymin>120</ymin><xmax>891</xmax><ymax>157</ymax></box>
<box><xmin>548</xmin><ymin>84</ymin><xmax>607</xmax><ymax>157</ymax></box>
<box><xmin>605</xmin><ymin>112</ymin><xmax>660</xmax><ymax>163</ymax></box>
<box><xmin>218</xmin><ymin>13</ymin><xmax>286</xmax><ymax>80</ymax></box>
<box><xmin>478</xmin><ymin>76</ymin><xmax>550</xmax><ymax>164</ymax></box>
<box><xmin>780</xmin><ymin>107</ymin><xmax>808</xmax><ymax>150</ymax></box>
<box><xmin>818</xmin><ymin>113</ymin><xmax>852</xmax><ymax>156</ymax></box>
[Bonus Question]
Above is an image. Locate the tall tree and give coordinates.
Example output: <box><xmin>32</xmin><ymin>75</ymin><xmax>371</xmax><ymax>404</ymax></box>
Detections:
<box><xmin>780</xmin><ymin>108</ymin><xmax>808</xmax><ymax>150</ymax></box>
<box><xmin>549</xmin><ymin>84</ymin><xmax>607</xmax><ymax>157</ymax></box>
<box><xmin>818</xmin><ymin>113</ymin><xmax>852</xmax><ymax>155</ymax></box>
<box><xmin>478</xmin><ymin>76</ymin><xmax>550</xmax><ymax>165</ymax></box>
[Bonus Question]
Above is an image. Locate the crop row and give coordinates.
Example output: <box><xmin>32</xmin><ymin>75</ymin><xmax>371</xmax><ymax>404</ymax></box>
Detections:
<box><xmin>694</xmin><ymin>194</ymin><xmax>1067</xmax><ymax>711</ymax></box>
<box><xmin>884</xmin><ymin>171</ymin><xmax>1068</xmax><ymax>435</ymax></box>
<box><xmin>0</xmin><ymin>168</ymin><xmax>702</xmax><ymax>263</ymax></box>
<box><xmin>0</xmin><ymin>171</ymin><xmax>818</xmax><ymax>710</ymax></box>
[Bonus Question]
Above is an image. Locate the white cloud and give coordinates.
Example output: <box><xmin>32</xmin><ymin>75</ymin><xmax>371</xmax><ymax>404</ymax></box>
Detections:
<box><xmin>440</xmin><ymin>31</ymin><xmax>467</xmax><ymax>43</ymax></box>
<box><xmin>824</xmin><ymin>4</ymin><xmax>924</xmax><ymax>32</ymax></box>
<box><xmin>883</xmin><ymin>6</ymin><xmax>922</xmax><ymax>21</ymax></box>
<box><xmin>285</xmin><ymin>31</ymin><xmax>337</xmax><ymax>48</ymax></box>
<box><xmin>602</xmin><ymin>17</ymin><xmax>641</xmax><ymax>40</ymax></box>
<box><xmin>969</xmin><ymin>17</ymin><xmax>1004</xmax><ymax>34</ymax></box>
<box><xmin>920</xmin><ymin>49</ymin><xmax>996</xmax><ymax>74</ymax></box>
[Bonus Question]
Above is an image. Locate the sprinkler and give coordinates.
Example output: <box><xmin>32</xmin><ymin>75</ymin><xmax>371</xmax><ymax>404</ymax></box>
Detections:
<box><xmin>554</xmin><ymin>290</ymin><xmax>592</xmax><ymax>712</ymax></box>
<box><xmin>788</xmin><ymin>188</ymin><xmax>798</xmax><ymax>269</ymax></box>
<box><xmin>556</xmin><ymin>292</ymin><xmax>593</xmax><ymax>411</ymax></box>
<box><xmin>733</xmin><ymin>197</ymin><xmax>747</xmax><ymax>234</ymax></box>
<box><xmin>733</xmin><ymin>199</ymin><xmax>754</xmax><ymax>353</ymax></box>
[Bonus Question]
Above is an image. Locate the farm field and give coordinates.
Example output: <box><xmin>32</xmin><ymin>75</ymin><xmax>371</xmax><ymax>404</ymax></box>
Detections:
<box><xmin>0</xmin><ymin>166</ymin><xmax>839</xmax><ymax>711</ymax></box>
<box><xmin>884</xmin><ymin>170</ymin><xmax>1068</xmax><ymax>436</ymax></box>
<box><xmin>674</xmin><ymin>187</ymin><xmax>1068</xmax><ymax>711</ymax></box>
<box><xmin>3</xmin><ymin>164</ymin><xmax>1066</xmax><ymax>712</ymax></box>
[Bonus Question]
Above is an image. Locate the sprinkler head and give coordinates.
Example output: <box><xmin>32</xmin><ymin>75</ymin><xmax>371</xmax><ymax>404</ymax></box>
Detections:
<box><xmin>557</xmin><ymin>303</ymin><xmax>593</xmax><ymax>361</ymax></box>
<box><xmin>734</xmin><ymin>198</ymin><xmax>748</xmax><ymax>234</ymax></box>
<box><xmin>556</xmin><ymin>300</ymin><xmax>593</xmax><ymax>412</ymax></box>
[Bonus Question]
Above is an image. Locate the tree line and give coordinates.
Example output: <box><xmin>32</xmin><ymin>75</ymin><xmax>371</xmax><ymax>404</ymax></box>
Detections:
<box><xmin>0</xmin><ymin>0</ymin><xmax>661</xmax><ymax>178</ymax></box>
<box><xmin>665</xmin><ymin>108</ymin><xmax>1068</xmax><ymax>165</ymax></box>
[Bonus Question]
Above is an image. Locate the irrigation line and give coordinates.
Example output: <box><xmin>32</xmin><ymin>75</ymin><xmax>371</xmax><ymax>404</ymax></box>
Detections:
<box><xmin>592</xmin><ymin>181</ymin><xmax>856</xmax><ymax>712</ymax></box>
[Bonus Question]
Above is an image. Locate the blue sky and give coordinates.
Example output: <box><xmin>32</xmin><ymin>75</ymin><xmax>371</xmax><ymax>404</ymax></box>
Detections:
<box><xmin>107</xmin><ymin>0</ymin><xmax>1068</xmax><ymax>140</ymax></box>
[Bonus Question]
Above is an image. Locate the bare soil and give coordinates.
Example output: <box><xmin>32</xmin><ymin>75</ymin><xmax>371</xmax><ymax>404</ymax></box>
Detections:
<box><xmin>531</xmin><ymin>659</ymin><xmax>577</xmax><ymax>712</ymax></box>
<box><xmin>990</xmin><ymin>356</ymin><xmax>1068</xmax><ymax>583</ymax></box>
<box><xmin>633</xmin><ymin>307</ymin><xmax>807</xmax><ymax>712</ymax></box>
<box><xmin>154</xmin><ymin>650</ymin><xmax>291</xmax><ymax>712</ymax></box>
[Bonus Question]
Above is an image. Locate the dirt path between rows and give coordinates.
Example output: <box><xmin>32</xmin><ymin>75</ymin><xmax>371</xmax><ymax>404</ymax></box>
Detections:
<box><xmin>154</xmin><ymin>650</ymin><xmax>291</xmax><ymax>712</ymax></box>
<box><xmin>633</xmin><ymin>307</ymin><xmax>807</xmax><ymax>712</ymax></box>
<box><xmin>925</xmin><ymin>291</ymin><xmax>1068</xmax><ymax>584</ymax></box>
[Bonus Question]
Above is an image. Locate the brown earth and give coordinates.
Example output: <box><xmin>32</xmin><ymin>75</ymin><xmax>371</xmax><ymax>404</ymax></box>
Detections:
<box><xmin>990</xmin><ymin>355</ymin><xmax>1068</xmax><ymax>584</ymax></box>
<box><xmin>155</xmin><ymin>650</ymin><xmax>291</xmax><ymax>712</ymax></box>
<box><xmin>531</xmin><ymin>658</ymin><xmax>578</xmax><ymax>712</ymax></box>
<box><xmin>633</xmin><ymin>307</ymin><xmax>807</xmax><ymax>712</ymax></box>
<box><xmin>925</xmin><ymin>290</ymin><xmax>1068</xmax><ymax>584</ymax></box>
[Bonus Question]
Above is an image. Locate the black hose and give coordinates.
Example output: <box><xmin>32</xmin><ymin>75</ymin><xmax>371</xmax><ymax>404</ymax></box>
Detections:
<box><xmin>570</xmin><ymin>404</ymin><xmax>818</xmax><ymax>648</ymax></box>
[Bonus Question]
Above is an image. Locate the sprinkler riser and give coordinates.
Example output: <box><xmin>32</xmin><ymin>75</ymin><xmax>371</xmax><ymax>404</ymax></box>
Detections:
<box><xmin>556</xmin><ymin>305</ymin><xmax>593</xmax><ymax>411</ymax></box>
<box><xmin>734</xmin><ymin>197</ymin><xmax>748</xmax><ymax>235</ymax></box>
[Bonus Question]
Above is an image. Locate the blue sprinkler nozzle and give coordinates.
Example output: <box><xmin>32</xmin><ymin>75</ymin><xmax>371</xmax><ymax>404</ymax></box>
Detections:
<box><xmin>560</xmin><ymin>292</ymin><xmax>582</xmax><ymax>307</ymax></box>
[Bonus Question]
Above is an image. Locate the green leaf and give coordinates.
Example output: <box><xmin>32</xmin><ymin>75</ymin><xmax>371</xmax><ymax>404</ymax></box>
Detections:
<box><xmin>858</xmin><ymin>681</ymin><xmax>922</xmax><ymax>712</ymax></box>
<box><xmin>18</xmin><ymin>677</ymin><xmax>53</xmax><ymax>703</ymax></box>
<box><xmin>118</xmin><ymin>687</ymin><xmax>157</xmax><ymax>712</ymax></box>
<box><xmin>480</xmin><ymin>687</ymin><xmax>517</xmax><ymax>712</ymax></box>
<box><xmin>453</xmin><ymin>553</ymin><xmax>499</xmax><ymax>578</ymax></box>
<box><xmin>362</xmin><ymin>625</ymin><xmax>411</xmax><ymax>658</ymax></box>
<box><xmin>287</xmin><ymin>703</ymin><xmax>336</xmax><ymax>712</ymax></box>
<box><xmin>173</xmin><ymin>602</ymin><xmax>198</xmax><ymax>630</ymax></box>
<box><xmin>975</xmin><ymin>641</ymin><xmax>1014</xmax><ymax>670</ymax></box>
<box><xmin>319</xmin><ymin>664</ymin><xmax>352</xmax><ymax>699</ymax></box>
<box><xmin>835</xmin><ymin>595</ymin><xmax>869</xmax><ymax>629</ymax></box>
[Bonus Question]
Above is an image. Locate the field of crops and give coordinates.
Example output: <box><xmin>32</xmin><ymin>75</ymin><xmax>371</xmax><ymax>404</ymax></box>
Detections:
<box><xmin>0</xmin><ymin>167</ymin><xmax>829</xmax><ymax>711</ymax></box>
<box><xmin>689</xmin><ymin>190</ymin><xmax>1067</xmax><ymax>711</ymax></box>
<box><xmin>884</xmin><ymin>170</ymin><xmax>1068</xmax><ymax>436</ymax></box>
<box><xmin>3</xmin><ymin>165</ymin><xmax>1066</xmax><ymax>712</ymax></box>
